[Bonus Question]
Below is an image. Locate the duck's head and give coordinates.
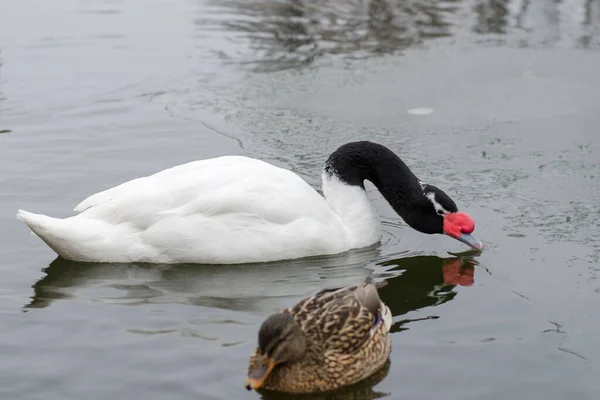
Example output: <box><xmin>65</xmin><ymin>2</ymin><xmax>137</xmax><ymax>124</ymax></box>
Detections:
<box><xmin>408</xmin><ymin>184</ymin><xmax>483</xmax><ymax>250</ymax></box>
<box><xmin>245</xmin><ymin>312</ymin><xmax>306</xmax><ymax>391</ymax></box>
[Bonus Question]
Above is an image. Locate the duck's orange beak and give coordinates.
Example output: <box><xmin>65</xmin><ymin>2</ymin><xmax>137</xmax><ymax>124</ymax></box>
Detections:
<box><xmin>245</xmin><ymin>358</ymin><xmax>276</xmax><ymax>391</ymax></box>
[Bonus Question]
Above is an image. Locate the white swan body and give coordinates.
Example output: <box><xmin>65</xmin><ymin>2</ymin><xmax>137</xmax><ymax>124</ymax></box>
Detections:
<box><xmin>18</xmin><ymin>155</ymin><xmax>381</xmax><ymax>264</ymax></box>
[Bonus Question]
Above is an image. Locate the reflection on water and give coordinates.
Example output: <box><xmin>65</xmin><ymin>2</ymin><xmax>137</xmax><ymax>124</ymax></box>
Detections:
<box><xmin>201</xmin><ymin>0</ymin><xmax>459</xmax><ymax>71</ymax></box>
<box><xmin>377</xmin><ymin>254</ymin><xmax>477</xmax><ymax>332</ymax></box>
<box><xmin>199</xmin><ymin>0</ymin><xmax>600</xmax><ymax>71</ymax></box>
<box><xmin>27</xmin><ymin>252</ymin><xmax>479</xmax><ymax>321</ymax></box>
<box><xmin>26</xmin><ymin>251</ymin><xmax>478</xmax><ymax>319</ymax></box>
<box><xmin>25</xmin><ymin>247</ymin><xmax>381</xmax><ymax>311</ymax></box>
<box><xmin>579</xmin><ymin>0</ymin><xmax>600</xmax><ymax>47</ymax></box>
<box><xmin>473</xmin><ymin>0</ymin><xmax>509</xmax><ymax>34</ymax></box>
<box><xmin>475</xmin><ymin>0</ymin><xmax>600</xmax><ymax>47</ymax></box>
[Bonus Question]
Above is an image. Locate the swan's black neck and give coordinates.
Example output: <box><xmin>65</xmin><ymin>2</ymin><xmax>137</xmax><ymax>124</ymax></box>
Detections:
<box><xmin>324</xmin><ymin>141</ymin><xmax>448</xmax><ymax>234</ymax></box>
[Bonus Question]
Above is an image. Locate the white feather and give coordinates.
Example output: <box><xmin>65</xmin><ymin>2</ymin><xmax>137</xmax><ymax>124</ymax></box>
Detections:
<box><xmin>425</xmin><ymin>192</ymin><xmax>449</xmax><ymax>215</ymax></box>
<box><xmin>17</xmin><ymin>156</ymin><xmax>382</xmax><ymax>264</ymax></box>
<box><xmin>381</xmin><ymin>303</ymin><xmax>392</xmax><ymax>332</ymax></box>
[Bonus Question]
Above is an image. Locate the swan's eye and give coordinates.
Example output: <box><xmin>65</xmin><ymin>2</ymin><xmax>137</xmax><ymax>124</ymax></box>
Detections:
<box><xmin>426</xmin><ymin>192</ymin><xmax>449</xmax><ymax>216</ymax></box>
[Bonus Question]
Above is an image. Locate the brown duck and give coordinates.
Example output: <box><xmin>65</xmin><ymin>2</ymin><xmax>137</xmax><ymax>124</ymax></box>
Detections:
<box><xmin>244</xmin><ymin>278</ymin><xmax>392</xmax><ymax>394</ymax></box>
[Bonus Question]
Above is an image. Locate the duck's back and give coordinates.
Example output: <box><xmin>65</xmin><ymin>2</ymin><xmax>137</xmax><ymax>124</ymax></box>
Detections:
<box><xmin>263</xmin><ymin>284</ymin><xmax>392</xmax><ymax>393</ymax></box>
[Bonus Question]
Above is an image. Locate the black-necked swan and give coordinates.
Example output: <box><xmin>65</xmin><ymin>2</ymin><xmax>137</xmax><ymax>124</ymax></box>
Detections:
<box><xmin>17</xmin><ymin>141</ymin><xmax>482</xmax><ymax>264</ymax></box>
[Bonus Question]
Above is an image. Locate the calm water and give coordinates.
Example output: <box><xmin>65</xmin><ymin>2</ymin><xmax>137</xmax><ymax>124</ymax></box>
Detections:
<box><xmin>1</xmin><ymin>0</ymin><xmax>600</xmax><ymax>399</ymax></box>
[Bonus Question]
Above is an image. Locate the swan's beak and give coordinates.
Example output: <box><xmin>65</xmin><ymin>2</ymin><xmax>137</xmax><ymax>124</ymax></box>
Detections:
<box><xmin>245</xmin><ymin>359</ymin><xmax>276</xmax><ymax>391</ymax></box>
<box><xmin>443</xmin><ymin>212</ymin><xmax>483</xmax><ymax>250</ymax></box>
<box><xmin>456</xmin><ymin>232</ymin><xmax>483</xmax><ymax>250</ymax></box>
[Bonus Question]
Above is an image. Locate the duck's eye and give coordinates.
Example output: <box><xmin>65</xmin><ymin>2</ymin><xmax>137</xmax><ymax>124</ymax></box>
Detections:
<box><xmin>437</xmin><ymin>210</ymin><xmax>445</xmax><ymax>216</ymax></box>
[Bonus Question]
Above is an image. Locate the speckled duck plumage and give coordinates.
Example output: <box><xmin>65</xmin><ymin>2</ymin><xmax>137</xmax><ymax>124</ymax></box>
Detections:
<box><xmin>245</xmin><ymin>278</ymin><xmax>392</xmax><ymax>394</ymax></box>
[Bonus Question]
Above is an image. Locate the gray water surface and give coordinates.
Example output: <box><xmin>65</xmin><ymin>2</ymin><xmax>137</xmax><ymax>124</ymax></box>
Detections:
<box><xmin>1</xmin><ymin>0</ymin><xmax>600</xmax><ymax>399</ymax></box>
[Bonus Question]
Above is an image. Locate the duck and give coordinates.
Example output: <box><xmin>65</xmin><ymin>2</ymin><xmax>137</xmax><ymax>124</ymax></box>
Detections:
<box><xmin>244</xmin><ymin>278</ymin><xmax>392</xmax><ymax>393</ymax></box>
<box><xmin>17</xmin><ymin>141</ymin><xmax>482</xmax><ymax>264</ymax></box>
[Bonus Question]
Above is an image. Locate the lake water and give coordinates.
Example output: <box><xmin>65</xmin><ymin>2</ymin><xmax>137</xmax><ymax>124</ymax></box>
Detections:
<box><xmin>1</xmin><ymin>0</ymin><xmax>600</xmax><ymax>399</ymax></box>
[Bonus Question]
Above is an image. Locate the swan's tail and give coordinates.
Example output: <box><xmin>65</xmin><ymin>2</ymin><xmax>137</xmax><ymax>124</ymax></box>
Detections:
<box><xmin>17</xmin><ymin>209</ymin><xmax>82</xmax><ymax>260</ymax></box>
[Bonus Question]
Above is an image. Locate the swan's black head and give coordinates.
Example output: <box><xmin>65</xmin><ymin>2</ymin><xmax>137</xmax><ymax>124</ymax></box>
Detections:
<box><xmin>325</xmin><ymin>141</ymin><xmax>482</xmax><ymax>250</ymax></box>
<box><xmin>408</xmin><ymin>183</ymin><xmax>457</xmax><ymax>234</ymax></box>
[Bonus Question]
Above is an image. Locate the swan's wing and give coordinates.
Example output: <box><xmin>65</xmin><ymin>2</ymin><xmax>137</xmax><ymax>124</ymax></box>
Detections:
<box><xmin>74</xmin><ymin>156</ymin><xmax>255</xmax><ymax>213</ymax></box>
<box><xmin>74</xmin><ymin>156</ymin><xmax>336</xmax><ymax>227</ymax></box>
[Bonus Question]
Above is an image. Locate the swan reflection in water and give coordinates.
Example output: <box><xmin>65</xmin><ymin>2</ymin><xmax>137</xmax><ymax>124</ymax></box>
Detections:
<box><xmin>25</xmin><ymin>246</ymin><xmax>382</xmax><ymax>311</ymax></box>
<box><xmin>24</xmin><ymin>250</ymin><xmax>480</xmax><ymax>400</ymax></box>
<box><xmin>377</xmin><ymin>253</ymin><xmax>479</xmax><ymax>333</ymax></box>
